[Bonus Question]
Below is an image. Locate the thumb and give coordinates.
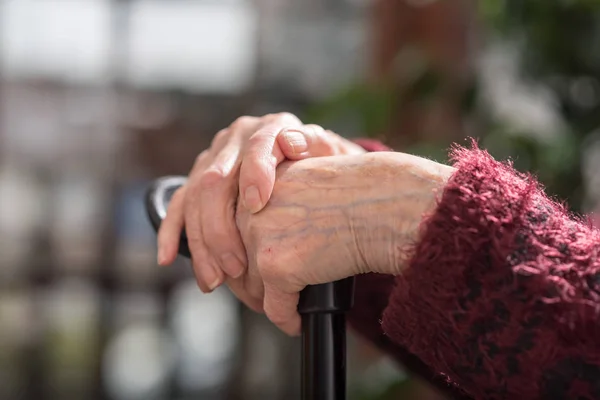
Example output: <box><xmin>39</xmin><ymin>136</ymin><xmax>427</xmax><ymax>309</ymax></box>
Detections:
<box><xmin>239</xmin><ymin>125</ymin><xmax>286</xmax><ymax>214</ymax></box>
<box><xmin>277</xmin><ymin>124</ymin><xmax>338</xmax><ymax>160</ymax></box>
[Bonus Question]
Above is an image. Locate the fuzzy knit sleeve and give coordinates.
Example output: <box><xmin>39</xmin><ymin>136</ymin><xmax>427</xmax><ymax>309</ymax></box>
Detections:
<box><xmin>349</xmin><ymin>140</ymin><xmax>600</xmax><ymax>400</ymax></box>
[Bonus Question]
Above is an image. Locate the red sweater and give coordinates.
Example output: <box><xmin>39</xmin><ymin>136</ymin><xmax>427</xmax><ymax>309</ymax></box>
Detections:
<box><xmin>350</xmin><ymin>139</ymin><xmax>600</xmax><ymax>400</ymax></box>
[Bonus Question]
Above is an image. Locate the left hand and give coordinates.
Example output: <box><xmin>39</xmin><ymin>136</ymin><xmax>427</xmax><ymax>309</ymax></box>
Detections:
<box><xmin>234</xmin><ymin>151</ymin><xmax>454</xmax><ymax>335</ymax></box>
<box><xmin>157</xmin><ymin>113</ymin><xmax>365</xmax><ymax>295</ymax></box>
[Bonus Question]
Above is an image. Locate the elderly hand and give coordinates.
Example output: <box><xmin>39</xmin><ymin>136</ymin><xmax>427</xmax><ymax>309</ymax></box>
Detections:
<box><xmin>234</xmin><ymin>152</ymin><xmax>455</xmax><ymax>335</ymax></box>
<box><xmin>156</xmin><ymin>113</ymin><xmax>366</xmax><ymax>294</ymax></box>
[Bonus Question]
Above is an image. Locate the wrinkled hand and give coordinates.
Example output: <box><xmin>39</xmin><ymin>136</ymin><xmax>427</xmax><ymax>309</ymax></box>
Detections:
<box><xmin>235</xmin><ymin>152</ymin><xmax>455</xmax><ymax>335</ymax></box>
<box><xmin>157</xmin><ymin>113</ymin><xmax>366</xmax><ymax>294</ymax></box>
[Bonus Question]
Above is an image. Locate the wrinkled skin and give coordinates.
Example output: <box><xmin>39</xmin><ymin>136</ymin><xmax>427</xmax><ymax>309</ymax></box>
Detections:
<box><xmin>157</xmin><ymin>113</ymin><xmax>365</xmax><ymax>305</ymax></box>
<box><xmin>157</xmin><ymin>113</ymin><xmax>454</xmax><ymax>335</ymax></box>
<box><xmin>235</xmin><ymin>152</ymin><xmax>454</xmax><ymax>335</ymax></box>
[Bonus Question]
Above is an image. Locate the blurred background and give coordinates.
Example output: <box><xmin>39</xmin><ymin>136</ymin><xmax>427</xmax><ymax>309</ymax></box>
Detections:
<box><xmin>0</xmin><ymin>0</ymin><xmax>599</xmax><ymax>399</ymax></box>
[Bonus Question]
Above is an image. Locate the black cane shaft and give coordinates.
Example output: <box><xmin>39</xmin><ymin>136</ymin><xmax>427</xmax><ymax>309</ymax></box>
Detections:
<box><xmin>301</xmin><ymin>313</ymin><xmax>347</xmax><ymax>400</ymax></box>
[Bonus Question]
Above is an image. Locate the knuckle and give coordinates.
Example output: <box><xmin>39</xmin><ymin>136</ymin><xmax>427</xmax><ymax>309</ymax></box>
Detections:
<box><xmin>185</xmin><ymin>224</ymin><xmax>203</xmax><ymax>243</ymax></box>
<box><xmin>306</xmin><ymin>126</ymin><xmax>337</xmax><ymax>153</ymax></box>
<box><xmin>211</xmin><ymin>128</ymin><xmax>229</xmax><ymax>147</ymax></box>
<box><xmin>231</xmin><ymin>116</ymin><xmax>255</xmax><ymax>130</ymax></box>
<box><xmin>263</xmin><ymin>112</ymin><xmax>281</xmax><ymax>122</ymax></box>
<box><xmin>304</xmin><ymin>124</ymin><xmax>328</xmax><ymax>139</ymax></box>
<box><xmin>193</xmin><ymin>150</ymin><xmax>209</xmax><ymax>168</ymax></box>
<box><xmin>246</xmin><ymin>132</ymin><xmax>267</xmax><ymax>148</ymax></box>
<box><xmin>303</xmin><ymin>123</ymin><xmax>322</xmax><ymax>133</ymax></box>
<box><xmin>198</xmin><ymin>167</ymin><xmax>227</xmax><ymax>190</ymax></box>
<box><xmin>308</xmin><ymin>124</ymin><xmax>325</xmax><ymax>137</ymax></box>
<box><xmin>275</xmin><ymin>112</ymin><xmax>300</xmax><ymax>124</ymax></box>
<box><xmin>302</xmin><ymin>124</ymin><xmax>323</xmax><ymax>140</ymax></box>
<box><xmin>245</xmin><ymin>140</ymin><xmax>274</xmax><ymax>167</ymax></box>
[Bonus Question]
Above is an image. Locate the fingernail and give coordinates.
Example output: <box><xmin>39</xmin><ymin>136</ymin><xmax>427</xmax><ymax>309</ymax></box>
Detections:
<box><xmin>208</xmin><ymin>278</ymin><xmax>221</xmax><ymax>291</ymax></box>
<box><xmin>244</xmin><ymin>186</ymin><xmax>262</xmax><ymax>213</ymax></box>
<box><xmin>221</xmin><ymin>253</ymin><xmax>245</xmax><ymax>278</ymax></box>
<box><xmin>206</xmin><ymin>266</ymin><xmax>222</xmax><ymax>291</ymax></box>
<box><xmin>282</xmin><ymin>129</ymin><xmax>308</xmax><ymax>154</ymax></box>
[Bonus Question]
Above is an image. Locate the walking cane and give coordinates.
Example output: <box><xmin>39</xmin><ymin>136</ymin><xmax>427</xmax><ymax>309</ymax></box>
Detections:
<box><xmin>145</xmin><ymin>176</ymin><xmax>354</xmax><ymax>400</ymax></box>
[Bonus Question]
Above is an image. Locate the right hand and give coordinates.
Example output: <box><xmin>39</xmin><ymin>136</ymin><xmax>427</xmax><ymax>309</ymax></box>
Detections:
<box><xmin>232</xmin><ymin>152</ymin><xmax>454</xmax><ymax>334</ymax></box>
<box><xmin>156</xmin><ymin>113</ymin><xmax>366</xmax><ymax>296</ymax></box>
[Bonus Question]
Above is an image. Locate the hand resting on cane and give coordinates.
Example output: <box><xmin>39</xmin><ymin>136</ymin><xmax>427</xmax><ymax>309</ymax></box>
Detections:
<box><xmin>233</xmin><ymin>152</ymin><xmax>453</xmax><ymax>335</ymax></box>
<box><xmin>157</xmin><ymin>112</ymin><xmax>600</xmax><ymax>400</ymax></box>
<box><xmin>157</xmin><ymin>113</ymin><xmax>366</xmax><ymax>313</ymax></box>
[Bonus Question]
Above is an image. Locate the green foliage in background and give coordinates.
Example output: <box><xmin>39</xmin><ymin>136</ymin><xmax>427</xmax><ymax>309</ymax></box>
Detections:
<box><xmin>478</xmin><ymin>0</ymin><xmax>600</xmax><ymax>210</ymax></box>
<box><xmin>306</xmin><ymin>1</ymin><xmax>600</xmax><ymax>399</ymax></box>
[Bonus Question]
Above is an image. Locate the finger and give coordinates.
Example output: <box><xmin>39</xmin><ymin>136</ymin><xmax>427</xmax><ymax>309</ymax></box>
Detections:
<box><xmin>185</xmin><ymin>156</ymin><xmax>225</xmax><ymax>292</ymax></box>
<box><xmin>209</xmin><ymin>128</ymin><xmax>231</xmax><ymax>152</ymax></box>
<box><xmin>191</xmin><ymin>254</ymin><xmax>223</xmax><ymax>293</ymax></box>
<box><xmin>226</xmin><ymin>277</ymin><xmax>264</xmax><ymax>314</ymax></box>
<box><xmin>189</xmin><ymin>149</ymin><xmax>211</xmax><ymax>176</ymax></box>
<box><xmin>187</xmin><ymin>218</ymin><xmax>224</xmax><ymax>293</ymax></box>
<box><xmin>238</xmin><ymin>124</ymin><xmax>289</xmax><ymax>213</ymax></box>
<box><xmin>263</xmin><ymin>283</ymin><xmax>301</xmax><ymax>336</ymax></box>
<box><xmin>199</xmin><ymin>139</ymin><xmax>248</xmax><ymax>279</ymax></box>
<box><xmin>277</xmin><ymin>124</ymin><xmax>338</xmax><ymax>160</ymax></box>
<box><xmin>157</xmin><ymin>187</ymin><xmax>186</xmax><ymax>266</ymax></box>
